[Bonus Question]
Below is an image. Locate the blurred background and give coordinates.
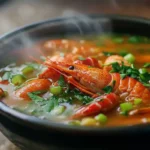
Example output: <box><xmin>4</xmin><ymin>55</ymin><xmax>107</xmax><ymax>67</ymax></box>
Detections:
<box><xmin>0</xmin><ymin>0</ymin><xmax>150</xmax><ymax>35</ymax></box>
<box><xmin>0</xmin><ymin>0</ymin><xmax>150</xmax><ymax>149</ymax></box>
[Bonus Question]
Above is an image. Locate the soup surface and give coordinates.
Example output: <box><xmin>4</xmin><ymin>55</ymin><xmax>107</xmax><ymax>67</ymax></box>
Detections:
<box><xmin>0</xmin><ymin>34</ymin><xmax>150</xmax><ymax>127</ymax></box>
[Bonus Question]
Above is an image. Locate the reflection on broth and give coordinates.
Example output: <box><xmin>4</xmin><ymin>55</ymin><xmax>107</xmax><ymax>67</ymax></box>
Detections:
<box><xmin>0</xmin><ymin>34</ymin><xmax>150</xmax><ymax>127</ymax></box>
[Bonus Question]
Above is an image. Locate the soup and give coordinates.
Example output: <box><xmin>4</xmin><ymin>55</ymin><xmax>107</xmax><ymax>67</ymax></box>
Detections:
<box><xmin>0</xmin><ymin>34</ymin><xmax>150</xmax><ymax>127</ymax></box>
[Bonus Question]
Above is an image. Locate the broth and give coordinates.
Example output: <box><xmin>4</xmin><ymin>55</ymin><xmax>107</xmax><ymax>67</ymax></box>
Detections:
<box><xmin>0</xmin><ymin>34</ymin><xmax>150</xmax><ymax>127</ymax></box>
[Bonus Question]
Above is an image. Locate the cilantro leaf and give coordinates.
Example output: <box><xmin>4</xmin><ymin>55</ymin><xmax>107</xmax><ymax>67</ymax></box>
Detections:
<box><xmin>103</xmin><ymin>52</ymin><xmax>115</xmax><ymax>56</ymax></box>
<box><xmin>103</xmin><ymin>51</ymin><xmax>128</xmax><ymax>57</ymax></box>
<box><xmin>120</xmin><ymin>74</ymin><xmax>126</xmax><ymax>79</ymax></box>
<box><xmin>72</xmin><ymin>89</ymin><xmax>93</xmax><ymax>104</ymax></box>
<box><xmin>78</xmin><ymin>56</ymin><xmax>85</xmax><ymax>60</ymax></box>
<box><xmin>143</xmin><ymin>63</ymin><xmax>150</xmax><ymax>68</ymax></box>
<box><xmin>31</xmin><ymin>90</ymin><xmax>47</xmax><ymax>95</ymax></box>
<box><xmin>108</xmin><ymin>62</ymin><xmax>150</xmax><ymax>87</ymax></box>
<box><xmin>27</xmin><ymin>92</ymin><xmax>45</xmax><ymax>102</ymax></box>
<box><xmin>110</xmin><ymin>62</ymin><xmax>121</xmax><ymax>73</ymax></box>
<box><xmin>102</xmin><ymin>86</ymin><xmax>113</xmax><ymax>94</ymax></box>
<box><xmin>58</xmin><ymin>75</ymin><xmax>66</xmax><ymax>87</ymax></box>
<box><xmin>46</xmin><ymin>96</ymin><xmax>58</xmax><ymax>112</ymax></box>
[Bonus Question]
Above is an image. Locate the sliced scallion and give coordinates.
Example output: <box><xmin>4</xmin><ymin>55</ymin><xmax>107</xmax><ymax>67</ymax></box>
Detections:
<box><xmin>134</xmin><ymin>98</ymin><xmax>142</xmax><ymax>105</ymax></box>
<box><xmin>95</xmin><ymin>113</ymin><xmax>107</xmax><ymax>124</ymax></box>
<box><xmin>69</xmin><ymin>120</ymin><xmax>81</xmax><ymax>126</ymax></box>
<box><xmin>139</xmin><ymin>68</ymin><xmax>147</xmax><ymax>74</ymax></box>
<box><xmin>51</xmin><ymin>105</ymin><xmax>65</xmax><ymax>115</ymax></box>
<box><xmin>124</xmin><ymin>53</ymin><xmax>135</xmax><ymax>63</ymax></box>
<box><xmin>112</xmin><ymin>37</ymin><xmax>124</xmax><ymax>44</ymax></box>
<box><xmin>22</xmin><ymin>66</ymin><xmax>34</xmax><ymax>75</ymax></box>
<box><xmin>50</xmin><ymin>86</ymin><xmax>62</xmax><ymax>95</ymax></box>
<box><xmin>11</xmin><ymin>74</ymin><xmax>26</xmax><ymax>86</ymax></box>
<box><xmin>120</xmin><ymin>102</ymin><xmax>133</xmax><ymax>114</ymax></box>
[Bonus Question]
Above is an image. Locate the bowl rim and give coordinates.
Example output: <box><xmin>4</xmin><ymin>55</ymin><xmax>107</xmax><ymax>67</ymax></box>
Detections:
<box><xmin>1</xmin><ymin>14</ymin><xmax>150</xmax><ymax>134</ymax></box>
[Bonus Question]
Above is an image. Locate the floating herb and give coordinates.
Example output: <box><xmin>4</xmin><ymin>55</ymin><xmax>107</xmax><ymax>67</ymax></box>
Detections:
<box><xmin>58</xmin><ymin>75</ymin><xmax>66</xmax><ymax>87</ymax></box>
<box><xmin>143</xmin><ymin>63</ymin><xmax>150</xmax><ymax>68</ymax></box>
<box><xmin>109</xmin><ymin>62</ymin><xmax>150</xmax><ymax>87</ymax></box>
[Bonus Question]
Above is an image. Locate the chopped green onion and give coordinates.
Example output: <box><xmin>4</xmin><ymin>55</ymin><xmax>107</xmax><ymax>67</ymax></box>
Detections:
<box><xmin>58</xmin><ymin>75</ymin><xmax>66</xmax><ymax>87</ymax></box>
<box><xmin>2</xmin><ymin>72</ymin><xmax>11</xmax><ymax>80</ymax></box>
<box><xmin>102</xmin><ymin>85</ymin><xmax>113</xmax><ymax>94</ymax></box>
<box><xmin>120</xmin><ymin>111</ymin><xmax>128</xmax><ymax>116</ymax></box>
<box><xmin>78</xmin><ymin>56</ymin><xmax>85</xmax><ymax>60</ymax></box>
<box><xmin>128</xmin><ymin>36</ymin><xmax>150</xmax><ymax>44</ymax></box>
<box><xmin>69</xmin><ymin>120</ymin><xmax>81</xmax><ymax>126</ymax></box>
<box><xmin>139</xmin><ymin>68</ymin><xmax>147</xmax><ymax>74</ymax></box>
<box><xmin>120</xmin><ymin>74</ymin><xmax>126</xmax><ymax>79</ymax></box>
<box><xmin>11</xmin><ymin>74</ymin><xmax>26</xmax><ymax>86</ymax></box>
<box><xmin>134</xmin><ymin>98</ymin><xmax>142</xmax><ymax>105</ymax></box>
<box><xmin>128</xmin><ymin>36</ymin><xmax>140</xmax><ymax>43</ymax></box>
<box><xmin>51</xmin><ymin>105</ymin><xmax>65</xmax><ymax>115</ymax></box>
<box><xmin>112</xmin><ymin>37</ymin><xmax>124</xmax><ymax>44</ymax></box>
<box><xmin>118</xmin><ymin>51</ymin><xmax>128</xmax><ymax>57</ymax></box>
<box><xmin>124</xmin><ymin>53</ymin><xmax>135</xmax><ymax>63</ymax></box>
<box><xmin>22</xmin><ymin>66</ymin><xmax>34</xmax><ymax>75</ymax></box>
<box><xmin>50</xmin><ymin>86</ymin><xmax>62</xmax><ymax>95</ymax></box>
<box><xmin>120</xmin><ymin>102</ymin><xmax>133</xmax><ymax>113</ymax></box>
<box><xmin>143</xmin><ymin>63</ymin><xmax>150</xmax><ymax>68</ymax></box>
<box><xmin>95</xmin><ymin>113</ymin><xmax>107</xmax><ymax>124</ymax></box>
<box><xmin>27</xmin><ymin>92</ymin><xmax>44</xmax><ymax>102</ymax></box>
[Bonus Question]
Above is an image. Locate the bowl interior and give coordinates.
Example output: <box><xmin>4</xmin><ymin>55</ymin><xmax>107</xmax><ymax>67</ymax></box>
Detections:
<box><xmin>0</xmin><ymin>14</ymin><xmax>150</xmax><ymax>132</ymax></box>
<box><xmin>0</xmin><ymin>14</ymin><xmax>150</xmax><ymax>66</ymax></box>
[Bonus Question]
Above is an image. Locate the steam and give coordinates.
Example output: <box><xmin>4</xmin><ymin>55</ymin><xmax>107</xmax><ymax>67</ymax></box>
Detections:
<box><xmin>62</xmin><ymin>10</ymin><xmax>112</xmax><ymax>35</ymax></box>
<box><xmin>0</xmin><ymin>11</ymin><xmax>112</xmax><ymax>65</ymax></box>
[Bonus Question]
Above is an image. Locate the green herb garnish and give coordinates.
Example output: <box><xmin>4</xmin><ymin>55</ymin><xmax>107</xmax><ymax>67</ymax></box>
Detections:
<box><xmin>134</xmin><ymin>98</ymin><xmax>142</xmax><ymax>105</ymax></box>
<box><xmin>112</xmin><ymin>37</ymin><xmax>124</xmax><ymax>44</ymax></box>
<box><xmin>58</xmin><ymin>75</ymin><xmax>66</xmax><ymax>87</ymax></box>
<box><xmin>102</xmin><ymin>86</ymin><xmax>113</xmax><ymax>94</ymax></box>
<box><xmin>28</xmin><ymin>92</ymin><xmax>45</xmax><ymax>102</ymax></box>
<box><xmin>78</xmin><ymin>56</ymin><xmax>85</xmax><ymax>60</ymax></box>
<box><xmin>73</xmin><ymin>89</ymin><xmax>93</xmax><ymax>104</ymax></box>
<box><xmin>46</xmin><ymin>96</ymin><xmax>58</xmax><ymax>112</ymax></box>
<box><xmin>103</xmin><ymin>52</ymin><xmax>115</xmax><ymax>56</ymax></box>
<box><xmin>50</xmin><ymin>86</ymin><xmax>62</xmax><ymax>95</ymax></box>
<box><xmin>124</xmin><ymin>53</ymin><xmax>135</xmax><ymax>63</ymax></box>
<box><xmin>11</xmin><ymin>74</ymin><xmax>26</xmax><ymax>86</ymax></box>
<box><xmin>109</xmin><ymin>62</ymin><xmax>150</xmax><ymax>87</ymax></box>
<box><xmin>120</xmin><ymin>102</ymin><xmax>133</xmax><ymax>115</ymax></box>
<box><xmin>143</xmin><ymin>63</ymin><xmax>150</xmax><ymax>68</ymax></box>
<box><xmin>102</xmin><ymin>51</ymin><xmax>128</xmax><ymax>57</ymax></box>
<box><xmin>2</xmin><ymin>72</ymin><xmax>11</xmax><ymax>80</ymax></box>
<box><xmin>95</xmin><ymin>113</ymin><xmax>108</xmax><ymax>124</ymax></box>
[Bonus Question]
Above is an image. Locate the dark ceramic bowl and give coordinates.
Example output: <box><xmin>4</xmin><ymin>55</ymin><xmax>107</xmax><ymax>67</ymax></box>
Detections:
<box><xmin>0</xmin><ymin>14</ymin><xmax>150</xmax><ymax>150</ymax></box>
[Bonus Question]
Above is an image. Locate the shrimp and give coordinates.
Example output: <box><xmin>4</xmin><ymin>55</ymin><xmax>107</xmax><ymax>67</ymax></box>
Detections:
<box><xmin>38</xmin><ymin>68</ymin><xmax>61</xmax><ymax>82</ymax></box>
<box><xmin>104</xmin><ymin>55</ymin><xmax>130</xmax><ymax>71</ymax></box>
<box><xmin>45</xmin><ymin>60</ymin><xmax>112</xmax><ymax>96</ymax></box>
<box><xmin>45</xmin><ymin>60</ymin><xmax>150</xmax><ymax>103</ymax></box>
<box><xmin>72</xmin><ymin>93</ymin><xmax>119</xmax><ymax>119</ymax></box>
<box><xmin>39</xmin><ymin>55</ymin><xmax>102</xmax><ymax>80</ymax></box>
<box><xmin>45</xmin><ymin>60</ymin><xmax>150</xmax><ymax>102</ymax></box>
<box><xmin>15</xmin><ymin>79</ymin><xmax>51</xmax><ymax>100</ymax></box>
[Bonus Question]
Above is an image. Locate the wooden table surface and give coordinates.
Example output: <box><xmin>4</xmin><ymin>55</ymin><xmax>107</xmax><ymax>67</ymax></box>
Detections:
<box><xmin>0</xmin><ymin>0</ymin><xmax>150</xmax><ymax>149</ymax></box>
